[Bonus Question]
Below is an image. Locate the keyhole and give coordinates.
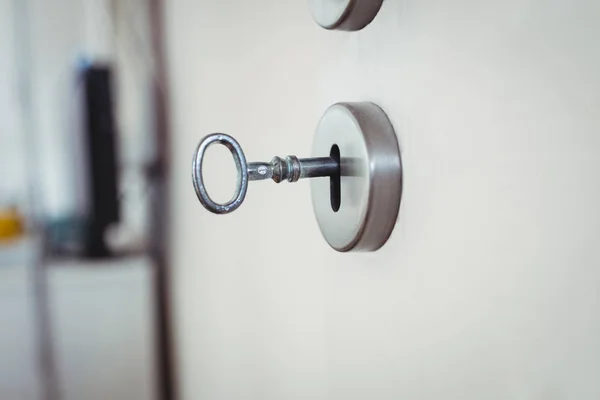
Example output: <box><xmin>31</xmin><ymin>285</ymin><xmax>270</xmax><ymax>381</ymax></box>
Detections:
<box><xmin>330</xmin><ymin>144</ymin><xmax>341</xmax><ymax>212</ymax></box>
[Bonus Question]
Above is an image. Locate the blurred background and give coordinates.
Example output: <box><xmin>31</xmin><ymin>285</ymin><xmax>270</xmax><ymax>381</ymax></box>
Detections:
<box><xmin>0</xmin><ymin>0</ymin><xmax>171</xmax><ymax>399</ymax></box>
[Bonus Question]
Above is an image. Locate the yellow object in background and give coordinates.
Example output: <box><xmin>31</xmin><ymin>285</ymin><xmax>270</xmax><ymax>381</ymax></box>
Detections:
<box><xmin>0</xmin><ymin>207</ymin><xmax>25</xmax><ymax>242</ymax></box>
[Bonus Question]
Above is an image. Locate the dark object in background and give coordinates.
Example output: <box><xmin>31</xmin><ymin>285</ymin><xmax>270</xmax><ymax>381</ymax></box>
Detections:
<box><xmin>82</xmin><ymin>65</ymin><xmax>120</xmax><ymax>258</ymax></box>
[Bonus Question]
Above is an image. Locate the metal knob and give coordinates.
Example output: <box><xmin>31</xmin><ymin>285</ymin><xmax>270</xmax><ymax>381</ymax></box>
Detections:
<box><xmin>192</xmin><ymin>133</ymin><xmax>339</xmax><ymax>214</ymax></box>
<box><xmin>309</xmin><ymin>0</ymin><xmax>384</xmax><ymax>31</ymax></box>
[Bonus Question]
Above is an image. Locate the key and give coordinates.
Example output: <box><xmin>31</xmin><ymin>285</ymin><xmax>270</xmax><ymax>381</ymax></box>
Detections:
<box><xmin>192</xmin><ymin>133</ymin><xmax>340</xmax><ymax>214</ymax></box>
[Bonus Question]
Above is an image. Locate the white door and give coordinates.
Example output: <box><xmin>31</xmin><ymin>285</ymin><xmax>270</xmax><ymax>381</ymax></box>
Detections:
<box><xmin>167</xmin><ymin>1</ymin><xmax>600</xmax><ymax>399</ymax></box>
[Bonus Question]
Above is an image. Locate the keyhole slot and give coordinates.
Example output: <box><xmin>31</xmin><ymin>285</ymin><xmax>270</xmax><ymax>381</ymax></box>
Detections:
<box><xmin>330</xmin><ymin>144</ymin><xmax>341</xmax><ymax>212</ymax></box>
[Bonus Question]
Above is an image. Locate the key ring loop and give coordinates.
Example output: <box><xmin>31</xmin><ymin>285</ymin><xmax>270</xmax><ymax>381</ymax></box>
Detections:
<box><xmin>192</xmin><ymin>133</ymin><xmax>248</xmax><ymax>214</ymax></box>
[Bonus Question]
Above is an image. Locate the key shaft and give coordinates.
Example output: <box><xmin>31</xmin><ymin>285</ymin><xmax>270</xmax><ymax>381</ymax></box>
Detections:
<box><xmin>248</xmin><ymin>156</ymin><xmax>339</xmax><ymax>183</ymax></box>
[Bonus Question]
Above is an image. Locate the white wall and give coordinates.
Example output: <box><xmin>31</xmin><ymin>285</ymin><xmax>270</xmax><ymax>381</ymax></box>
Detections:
<box><xmin>27</xmin><ymin>0</ymin><xmax>88</xmax><ymax>218</ymax></box>
<box><xmin>0</xmin><ymin>0</ymin><xmax>28</xmax><ymax>207</ymax></box>
<box><xmin>167</xmin><ymin>1</ymin><xmax>600</xmax><ymax>399</ymax></box>
<box><xmin>48</xmin><ymin>257</ymin><xmax>158</xmax><ymax>400</ymax></box>
<box><xmin>0</xmin><ymin>255</ymin><xmax>41</xmax><ymax>400</ymax></box>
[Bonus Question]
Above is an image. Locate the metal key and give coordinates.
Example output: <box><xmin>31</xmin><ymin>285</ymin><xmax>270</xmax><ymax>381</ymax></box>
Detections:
<box><xmin>192</xmin><ymin>133</ymin><xmax>339</xmax><ymax>214</ymax></box>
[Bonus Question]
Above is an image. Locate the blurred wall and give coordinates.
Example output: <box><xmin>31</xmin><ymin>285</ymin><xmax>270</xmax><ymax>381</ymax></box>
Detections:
<box><xmin>0</xmin><ymin>1</ymin><xmax>158</xmax><ymax>399</ymax></box>
<box><xmin>47</xmin><ymin>258</ymin><xmax>158</xmax><ymax>400</ymax></box>
<box><xmin>164</xmin><ymin>0</ymin><xmax>600</xmax><ymax>399</ymax></box>
<box><xmin>0</xmin><ymin>260</ymin><xmax>40</xmax><ymax>400</ymax></box>
<box><xmin>0</xmin><ymin>0</ymin><xmax>107</xmax><ymax>217</ymax></box>
<box><xmin>0</xmin><ymin>0</ymin><xmax>28</xmax><ymax>207</ymax></box>
<box><xmin>27</xmin><ymin>0</ymin><xmax>89</xmax><ymax>218</ymax></box>
<box><xmin>0</xmin><ymin>0</ymin><xmax>152</xmax><ymax>233</ymax></box>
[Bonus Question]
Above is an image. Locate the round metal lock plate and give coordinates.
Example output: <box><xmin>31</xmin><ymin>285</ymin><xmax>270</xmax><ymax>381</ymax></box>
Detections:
<box><xmin>311</xmin><ymin>102</ymin><xmax>402</xmax><ymax>252</ymax></box>
<box><xmin>309</xmin><ymin>0</ymin><xmax>384</xmax><ymax>31</ymax></box>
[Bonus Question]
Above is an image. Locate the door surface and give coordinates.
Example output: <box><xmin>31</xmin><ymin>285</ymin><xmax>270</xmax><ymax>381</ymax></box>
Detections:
<box><xmin>167</xmin><ymin>1</ymin><xmax>600</xmax><ymax>399</ymax></box>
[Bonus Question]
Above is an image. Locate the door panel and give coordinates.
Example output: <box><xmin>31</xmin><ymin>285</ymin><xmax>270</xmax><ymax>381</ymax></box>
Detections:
<box><xmin>167</xmin><ymin>1</ymin><xmax>600</xmax><ymax>399</ymax></box>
